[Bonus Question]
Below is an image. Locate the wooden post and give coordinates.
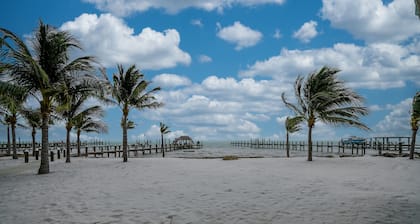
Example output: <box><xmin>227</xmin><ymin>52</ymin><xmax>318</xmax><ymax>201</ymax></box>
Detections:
<box><xmin>24</xmin><ymin>151</ymin><xmax>29</xmax><ymax>163</ymax></box>
<box><xmin>57</xmin><ymin>150</ymin><xmax>61</xmax><ymax>159</ymax></box>
<box><xmin>85</xmin><ymin>147</ymin><xmax>88</xmax><ymax>157</ymax></box>
<box><xmin>399</xmin><ymin>142</ymin><xmax>402</xmax><ymax>156</ymax></box>
<box><xmin>101</xmin><ymin>146</ymin><xmax>104</xmax><ymax>158</ymax></box>
<box><xmin>114</xmin><ymin>145</ymin><xmax>117</xmax><ymax>158</ymax></box>
<box><xmin>93</xmin><ymin>146</ymin><xmax>96</xmax><ymax>158</ymax></box>
<box><xmin>35</xmin><ymin>150</ymin><xmax>39</xmax><ymax>160</ymax></box>
<box><xmin>50</xmin><ymin>151</ymin><xmax>54</xmax><ymax>162</ymax></box>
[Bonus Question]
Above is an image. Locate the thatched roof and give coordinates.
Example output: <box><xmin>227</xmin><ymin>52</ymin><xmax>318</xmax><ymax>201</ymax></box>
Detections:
<box><xmin>174</xmin><ymin>136</ymin><xmax>194</xmax><ymax>144</ymax></box>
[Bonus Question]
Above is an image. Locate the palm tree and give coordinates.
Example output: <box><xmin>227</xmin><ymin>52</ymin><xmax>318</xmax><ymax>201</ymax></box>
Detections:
<box><xmin>21</xmin><ymin>108</ymin><xmax>42</xmax><ymax>156</ymax></box>
<box><xmin>160</xmin><ymin>122</ymin><xmax>170</xmax><ymax>158</ymax></box>
<box><xmin>57</xmin><ymin>74</ymin><xmax>103</xmax><ymax>163</ymax></box>
<box><xmin>0</xmin><ymin>115</ymin><xmax>11</xmax><ymax>156</ymax></box>
<box><xmin>105</xmin><ymin>64</ymin><xmax>162</xmax><ymax>162</ymax></box>
<box><xmin>416</xmin><ymin>0</ymin><xmax>420</xmax><ymax>19</ymax></box>
<box><xmin>73</xmin><ymin>106</ymin><xmax>107</xmax><ymax>157</ymax></box>
<box><xmin>0</xmin><ymin>85</ymin><xmax>26</xmax><ymax>159</ymax></box>
<box><xmin>285</xmin><ymin>116</ymin><xmax>303</xmax><ymax>158</ymax></box>
<box><xmin>410</xmin><ymin>91</ymin><xmax>420</xmax><ymax>159</ymax></box>
<box><xmin>0</xmin><ymin>22</ymin><xmax>96</xmax><ymax>174</ymax></box>
<box><xmin>282</xmin><ymin>66</ymin><xmax>369</xmax><ymax>161</ymax></box>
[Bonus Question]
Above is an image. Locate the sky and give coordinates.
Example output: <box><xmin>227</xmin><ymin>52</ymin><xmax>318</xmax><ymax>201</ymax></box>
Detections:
<box><xmin>0</xmin><ymin>0</ymin><xmax>419</xmax><ymax>143</ymax></box>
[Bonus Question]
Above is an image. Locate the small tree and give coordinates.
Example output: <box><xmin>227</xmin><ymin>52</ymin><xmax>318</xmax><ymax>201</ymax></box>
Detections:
<box><xmin>160</xmin><ymin>122</ymin><xmax>170</xmax><ymax>158</ymax></box>
<box><xmin>410</xmin><ymin>91</ymin><xmax>420</xmax><ymax>159</ymax></box>
<box><xmin>285</xmin><ymin>116</ymin><xmax>303</xmax><ymax>158</ymax></box>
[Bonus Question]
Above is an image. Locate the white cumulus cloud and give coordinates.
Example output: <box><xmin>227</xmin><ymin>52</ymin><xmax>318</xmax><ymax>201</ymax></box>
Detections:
<box><xmin>293</xmin><ymin>20</ymin><xmax>318</xmax><ymax>43</ymax></box>
<box><xmin>84</xmin><ymin>0</ymin><xmax>285</xmax><ymax>16</ymax></box>
<box><xmin>153</xmin><ymin>74</ymin><xmax>192</xmax><ymax>88</ymax></box>
<box><xmin>240</xmin><ymin>42</ymin><xmax>420</xmax><ymax>89</ymax></box>
<box><xmin>60</xmin><ymin>13</ymin><xmax>191</xmax><ymax>69</ymax></box>
<box><xmin>321</xmin><ymin>0</ymin><xmax>420</xmax><ymax>43</ymax></box>
<box><xmin>217</xmin><ymin>21</ymin><xmax>263</xmax><ymax>50</ymax></box>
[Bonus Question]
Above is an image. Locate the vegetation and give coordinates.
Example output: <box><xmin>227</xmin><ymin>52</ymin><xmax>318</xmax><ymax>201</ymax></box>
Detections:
<box><xmin>160</xmin><ymin>122</ymin><xmax>170</xmax><ymax>158</ymax></box>
<box><xmin>73</xmin><ymin>106</ymin><xmax>107</xmax><ymax>157</ymax></box>
<box><xmin>282</xmin><ymin>66</ymin><xmax>369</xmax><ymax>161</ymax></box>
<box><xmin>57</xmin><ymin>72</ymin><xmax>103</xmax><ymax>163</ymax></box>
<box><xmin>0</xmin><ymin>83</ymin><xmax>27</xmax><ymax>159</ymax></box>
<box><xmin>0</xmin><ymin>21</ymin><xmax>97</xmax><ymax>173</ymax></box>
<box><xmin>21</xmin><ymin>108</ymin><xmax>42</xmax><ymax>156</ymax></box>
<box><xmin>285</xmin><ymin>116</ymin><xmax>303</xmax><ymax>158</ymax></box>
<box><xmin>104</xmin><ymin>64</ymin><xmax>161</xmax><ymax>162</ymax></box>
<box><xmin>410</xmin><ymin>91</ymin><xmax>420</xmax><ymax>159</ymax></box>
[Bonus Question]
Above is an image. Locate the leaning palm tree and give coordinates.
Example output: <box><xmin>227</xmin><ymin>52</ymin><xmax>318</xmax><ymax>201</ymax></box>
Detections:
<box><xmin>0</xmin><ymin>22</ymin><xmax>96</xmax><ymax>174</ymax></box>
<box><xmin>73</xmin><ymin>106</ymin><xmax>107</xmax><ymax>157</ymax></box>
<box><xmin>282</xmin><ymin>66</ymin><xmax>369</xmax><ymax>161</ymax></box>
<box><xmin>410</xmin><ymin>91</ymin><xmax>420</xmax><ymax>159</ymax></box>
<box><xmin>160</xmin><ymin>122</ymin><xmax>170</xmax><ymax>158</ymax></box>
<box><xmin>104</xmin><ymin>64</ymin><xmax>162</xmax><ymax>162</ymax></box>
<box><xmin>285</xmin><ymin>116</ymin><xmax>303</xmax><ymax>158</ymax></box>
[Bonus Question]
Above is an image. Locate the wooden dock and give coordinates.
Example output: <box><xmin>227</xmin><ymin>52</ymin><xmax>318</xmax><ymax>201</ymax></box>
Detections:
<box><xmin>231</xmin><ymin>138</ymin><xmax>419</xmax><ymax>156</ymax></box>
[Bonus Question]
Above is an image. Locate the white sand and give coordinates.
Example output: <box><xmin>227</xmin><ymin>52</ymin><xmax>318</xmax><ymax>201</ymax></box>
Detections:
<box><xmin>0</xmin><ymin>156</ymin><xmax>419</xmax><ymax>224</ymax></box>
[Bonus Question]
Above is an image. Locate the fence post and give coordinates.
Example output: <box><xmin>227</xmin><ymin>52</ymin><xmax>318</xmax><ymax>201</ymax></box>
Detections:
<box><xmin>24</xmin><ymin>150</ymin><xmax>29</xmax><ymax>163</ymax></box>
<box><xmin>57</xmin><ymin>150</ymin><xmax>61</xmax><ymax>159</ymax></box>
<box><xmin>35</xmin><ymin>150</ymin><xmax>39</xmax><ymax>160</ymax></box>
<box><xmin>399</xmin><ymin>142</ymin><xmax>402</xmax><ymax>156</ymax></box>
<box><xmin>50</xmin><ymin>151</ymin><xmax>54</xmax><ymax>162</ymax></box>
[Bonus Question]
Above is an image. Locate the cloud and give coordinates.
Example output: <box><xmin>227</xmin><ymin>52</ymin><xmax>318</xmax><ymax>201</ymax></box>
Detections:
<box><xmin>239</xmin><ymin>42</ymin><xmax>420</xmax><ymax>89</ymax></box>
<box><xmin>321</xmin><ymin>0</ymin><xmax>420</xmax><ymax>43</ymax></box>
<box><xmin>136</xmin><ymin>75</ymin><xmax>289</xmax><ymax>140</ymax></box>
<box><xmin>374</xmin><ymin>98</ymin><xmax>412</xmax><ymax>136</ymax></box>
<box><xmin>84</xmin><ymin>0</ymin><xmax>285</xmax><ymax>16</ymax></box>
<box><xmin>191</xmin><ymin>19</ymin><xmax>203</xmax><ymax>27</ymax></box>
<box><xmin>217</xmin><ymin>21</ymin><xmax>263</xmax><ymax>50</ymax></box>
<box><xmin>198</xmin><ymin>54</ymin><xmax>212</xmax><ymax>63</ymax></box>
<box><xmin>293</xmin><ymin>20</ymin><xmax>318</xmax><ymax>43</ymax></box>
<box><xmin>60</xmin><ymin>13</ymin><xmax>191</xmax><ymax>69</ymax></box>
<box><xmin>153</xmin><ymin>74</ymin><xmax>192</xmax><ymax>88</ymax></box>
<box><xmin>273</xmin><ymin>28</ymin><xmax>282</xmax><ymax>39</ymax></box>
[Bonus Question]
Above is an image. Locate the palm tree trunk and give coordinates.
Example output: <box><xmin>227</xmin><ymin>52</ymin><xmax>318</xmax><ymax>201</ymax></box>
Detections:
<box><xmin>122</xmin><ymin>113</ymin><xmax>128</xmax><ymax>163</ymax></box>
<box><xmin>77</xmin><ymin>130</ymin><xmax>81</xmax><ymax>157</ymax></box>
<box><xmin>38</xmin><ymin>110</ymin><xmax>50</xmax><ymax>174</ymax></box>
<box><xmin>308</xmin><ymin>126</ymin><xmax>313</xmax><ymax>161</ymax></box>
<box><xmin>66</xmin><ymin>125</ymin><xmax>71</xmax><ymax>163</ymax></box>
<box><xmin>11</xmin><ymin>122</ymin><xmax>17</xmax><ymax>159</ymax></box>
<box><xmin>286</xmin><ymin>132</ymin><xmax>290</xmax><ymax>158</ymax></box>
<box><xmin>410</xmin><ymin>128</ymin><xmax>418</xmax><ymax>160</ymax></box>
<box><xmin>6</xmin><ymin>125</ymin><xmax>10</xmax><ymax>156</ymax></box>
<box><xmin>32</xmin><ymin>127</ymin><xmax>36</xmax><ymax>156</ymax></box>
<box><xmin>161</xmin><ymin>134</ymin><xmax>165</xmax><ymax>158</ymax></box>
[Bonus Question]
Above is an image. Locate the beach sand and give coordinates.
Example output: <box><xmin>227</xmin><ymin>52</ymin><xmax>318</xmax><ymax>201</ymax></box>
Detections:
<box><xmin>0</xmin><ymin>156</ymin><xmax>419</xmax><ymax>224</ymax></box>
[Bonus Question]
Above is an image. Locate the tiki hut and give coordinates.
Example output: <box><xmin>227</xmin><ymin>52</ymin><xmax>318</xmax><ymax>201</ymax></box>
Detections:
<box><xmin>174</xmin><ymin>136</ymin><xmax>194</xmax><ymax>145</ymax></box>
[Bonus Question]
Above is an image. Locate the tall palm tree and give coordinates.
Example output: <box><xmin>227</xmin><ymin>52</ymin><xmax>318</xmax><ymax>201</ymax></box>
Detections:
<box><xmin>73</xmin><ymin>106</ymin><xmax>107</xmax><ymax>157</ymax></box>
<box><xmin>285</xmin><ymin>116</ymin><xmax>303</xmax><ymax>158</ymax></box>
<box><xmin>21</xmin><ymin>108</ymin><xmax>42</xmax><ymax>156</ymax></box>
<box><xmin>282</xmin><ymin>66</ymin><xmax>369</xmax><ymax>161</ymax></box>
<box><xmin>0</xmin><ymin>22</ymin><xmax>96</xmax><ymax>174</ymax></box>
<box><xmin>410</xmin><ymin>91</ymin><xmax>420</xmax><ymax>159</ymax></box>
<box><xmin>0</xmin><ymin>85</ymin><xmax>26</xmax><ymax>159</ymax></box>
<box><xmin>104</xmin><ymin>64</ymin><xmax>162</xmax><ymax>162</ymax></box>
<box><xmin>160</xmin><ymin>122</ymin><xmax>170</xmax><ymax>158</ymax></box>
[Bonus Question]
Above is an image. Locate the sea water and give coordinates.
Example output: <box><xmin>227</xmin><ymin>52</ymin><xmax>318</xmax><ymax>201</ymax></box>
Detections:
<box><xmin>146</xmin><ymin>141</ymin><xmax>315</xmax><ymax>158</ymax></box>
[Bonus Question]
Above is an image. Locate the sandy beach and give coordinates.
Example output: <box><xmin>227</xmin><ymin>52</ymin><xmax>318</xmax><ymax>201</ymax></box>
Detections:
<box><xmin>0</xmin><ymin>155</ymin><xmax>419</xmax><ymax>224</ymax></box>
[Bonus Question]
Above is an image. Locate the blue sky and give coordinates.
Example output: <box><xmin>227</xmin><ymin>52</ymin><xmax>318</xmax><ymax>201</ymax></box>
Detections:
<box><xmin>1</xmin><ymin>0</ymin><xmax>419</xmax><ymax>142</ymax></box>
